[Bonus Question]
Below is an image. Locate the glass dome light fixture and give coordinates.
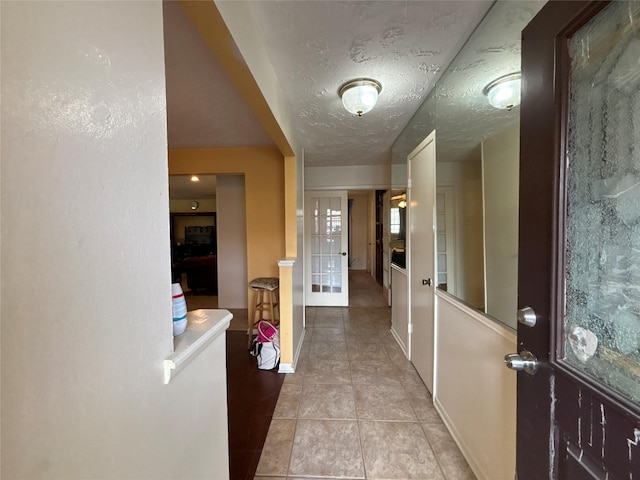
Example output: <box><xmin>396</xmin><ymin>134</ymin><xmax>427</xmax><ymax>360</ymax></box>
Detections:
<box><xmin>339</xmin><ymin>78</ymin><xmax>382</xmax><ymax>116</ymax></box>
<box><xmin>483</xmin><ymin>72</ymin><xmax>521</xmax><ymax>111</ymax></box>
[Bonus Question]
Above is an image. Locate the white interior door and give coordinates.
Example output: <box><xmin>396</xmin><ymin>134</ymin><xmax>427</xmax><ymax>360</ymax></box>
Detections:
<box><xmin>409</xmin><ymin>131</ymin><xmax>436</xmax><ymax>393</ymax></box>
<box><xmin>305</xmin><ymin>190</ymin><xmax>349</xmax><ymax>306</ymax></box>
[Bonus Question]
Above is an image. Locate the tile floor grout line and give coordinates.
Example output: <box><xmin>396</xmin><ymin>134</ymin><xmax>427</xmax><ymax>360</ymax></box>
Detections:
<box><xmin>285</xmin><ymin>417</ymin><xmax>298</xmax><ymax>479</ymax></box>
<box><xmin>260</xmin><ymin>303</ymin><xmax>474</xmax><ymax>480</ymax></box>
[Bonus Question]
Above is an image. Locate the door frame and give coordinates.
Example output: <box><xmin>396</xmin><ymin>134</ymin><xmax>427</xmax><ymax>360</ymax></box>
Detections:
<box><xmin>304</xmin><ymin>190</ymin><xmax>350</xmax><ymax>306</ymax></box>
<box><xmin>408</xmin><ymin>130</ymin><xmax>437</xmax><ymax>394</ymax></box>
<box><xmin>375</xmin><ymin>189</ymin><xmax>385</xmax><ymax>284</ymax></box>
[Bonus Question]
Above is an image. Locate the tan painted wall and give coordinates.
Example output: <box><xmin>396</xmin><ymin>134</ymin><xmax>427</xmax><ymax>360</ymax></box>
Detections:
<box><xmin>1</xmin><ymin>2</ymin><xmax>229</xmax><ymax>478</ymax></box>
<box><xmin>436</xmin><ymin>156</ymin><xmax>485</xmax><ymax>309</ymax></box>
<box><xmin>348</xmin><ymin>193</ymin><xmax>369</xmax><ymax>270</ymax></box>
<box><xmin>168</xmin><ymin>147</ymin><xmax>285</xmax><ymax>283</ymax></box>
<box><xmin>177</xmin><ymin>0</ymin><xmax>302</xmax><ymax>370</ymax></box>
<box><xmin>481</xmin><ymin>124</ymin><xmax>520</xmax><ymax>329</ymax></box>
<box><xmin>305</xmin><ymin>165</ymin><xmax>391</xmax><ymax>190</ymax></box>
<box><xmin>435</xmin><ymin>292</ymin><xmax>516</xmax><ymax>480</ymax></box>
<box><xmin>216</xmin><ymin>175</ymin><xmax>249</xmax><ymax>308</ymax></box>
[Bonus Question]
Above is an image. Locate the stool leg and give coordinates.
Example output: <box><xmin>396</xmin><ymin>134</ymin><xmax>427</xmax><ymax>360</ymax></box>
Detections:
<box><xmin>248</xmin><ymin>288</ymin><xmax>259</xmax><ymax>348</ymax></box>
<box><xmin>256</xmin><ymin>289</ymin><xmax>264</xmax><ymax>322</ymax></box>
<box><xmin>267</xmin><ymin>290</ymin><xmax>276</xmax><ymax>326</ymax></box>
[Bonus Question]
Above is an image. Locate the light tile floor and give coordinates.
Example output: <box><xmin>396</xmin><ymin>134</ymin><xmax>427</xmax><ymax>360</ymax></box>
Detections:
<box><xmin>255</xmin><ymin>305</ymin><xmax>476</xmax><ymax>480</ymax></box>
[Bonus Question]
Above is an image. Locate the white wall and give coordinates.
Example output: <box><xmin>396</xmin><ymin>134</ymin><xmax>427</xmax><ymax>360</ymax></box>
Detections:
<box><xmin>436</xmin><ymin>156</ymin><xmax>484</xmax><ymax>308</ymax></box>
<box><xmin>216</xmin><ymin>175</ymin><xmax>248</xmax><ymax>308</ymax></box>
<box><xmin>435</xmin><ymin>292</ymin><xmax>517</xmax><ymax>480</ymax></box>
<box><xmin>390</xmin><ymin>265</ymin><xmax>409</xmax><ymax>355</ymax></box>
<box><xmin>348</xmin><ymin>193</ymin><xmax>369</xmax><ymax>270</ymax></box>
<box><xmin>391</xmin><ymin>163</ymin><xmax>408</xmax><ymax>190</ymax></box>
<box><xmin>292</xmin><ymin>151</ymin><xmax>305</xmax><ymax>368</ymax></box>
<box><xmin>368</xmin><ymin>190</ymin><xmax>375</xmax><ymax>275</ymax></box>
<box><xmin>1</xmin><ymin>2</ymin><xmax>229</xmax><ymax>478</ymax></box>
<box><xmin>305</xmin><ymin>165</ymin><xmax>390</xmax><ymax>190</ymax></box>
<box><xmin>382</xmin><ymin>190</ymin><xmax>391</xmax><ymax>303</ymax></box>
<box><xmin>482</xmin><ymin>124</ymin><xmax>519</xmax><ymax>329</ymax></box>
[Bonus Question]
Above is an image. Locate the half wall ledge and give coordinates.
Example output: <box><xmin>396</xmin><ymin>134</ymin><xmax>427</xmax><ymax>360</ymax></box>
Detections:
<box><xmin>163</xmin><ymin>309</ymin><xmax>232</xmax><ymax>384</ymax></box>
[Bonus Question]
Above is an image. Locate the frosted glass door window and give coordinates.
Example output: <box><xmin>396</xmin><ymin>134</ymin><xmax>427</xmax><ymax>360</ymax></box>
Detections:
<box><xmin>563</xmin><ymin>0</ymin><xmax>640</xmax><ymax>404</ymax></box>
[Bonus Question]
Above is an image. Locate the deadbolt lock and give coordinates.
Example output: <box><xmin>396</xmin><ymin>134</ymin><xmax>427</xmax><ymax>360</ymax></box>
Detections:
<box><xmin>517</xmin><ymin>306</ymin><xmax>537</xmax><ymax>328</ymax></box>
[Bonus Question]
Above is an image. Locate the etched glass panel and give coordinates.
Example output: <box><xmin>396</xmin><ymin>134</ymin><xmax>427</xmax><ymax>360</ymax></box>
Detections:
<box><xmin>320</xmin><ymin>216</ymin><xmax>331</xmax><ymax>235</ymax></box>
<box><xmin>319</xmin><ymin>197</ymin><xmax>330</xmax><ymax>216</ymax></box>
<box><xmin>563</xmin><ymin>1</ymin><xmax>640</xmax><ymax>404</ymax></box>
<box><xmin>321</xmin><ymin>275</ymin><xmax>330</xmax><ymax>292</ymax></box>
<box><xmin>331</xmin><ymin>236</ymin><xmax>341</xmax><ymax>254</ymax></box>
<box><xmin>331</xmin><ymin>197</ymin><xmax>341</xmax><ymax>215</ymax></box>
<box><xmin>332</xmin><ymin>274</ymin><xmax>342</xmax><ymax>293</ymax></box>
<box><xmin>332</xmin><ymin>255</ymin><xmax>342</xmax><ymax>274</ymax></box>
<box><xmin>321</xmin><ymin>238</ymin><xmax>332</xmax><ymax>254</ymax></box>
<box><xmin>321</xmin><ymin>256</ymin><xmax>332</xmax><ymax>274</ymax></box>
<box><xmin>312</xmin><ymin>274</ymin><xmax>321</xmax><ymax>292</ymax></box>
<box><xmin>309</xmin><ymin>194</ymin><xmax>345</xmax><ymax>296</ymax></box>
<box><xmin>332</xmin><ymin>216</ymin><xmax>342</xmax><ymax>234</ymax></box>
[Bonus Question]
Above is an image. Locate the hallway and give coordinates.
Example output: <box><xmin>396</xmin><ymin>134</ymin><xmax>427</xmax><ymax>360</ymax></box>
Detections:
<box><xmin>254</xmin><ymin>271</ymin><xmax>475</xmax><ymax>479</ymax></box>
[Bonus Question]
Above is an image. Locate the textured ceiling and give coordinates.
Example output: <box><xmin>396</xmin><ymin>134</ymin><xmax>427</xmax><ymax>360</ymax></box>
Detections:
<box><xmin>163</xmin><ymin>0</ymin><xmax>494</xmax><ymax>167</ymax></box>
<box><xmin>393</xmin><ymin>0</ymin><xmax>546</xmax><ymax>164</ymax></box>
<box><xmin>245</xmin><ymin>0</ymin><xmax>494</xmax><ymax>167</ymax></box>
<box><xmin>434</xmin><ymin>0</ymin><xmax>546</xmax><ymax>163</ymax></box>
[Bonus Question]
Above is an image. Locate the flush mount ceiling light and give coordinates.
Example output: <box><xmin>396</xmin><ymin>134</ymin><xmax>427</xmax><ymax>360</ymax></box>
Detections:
<box><xmin>190</xmin><ymin>175</ymin><xmax>200</xmax><ymax>182</ymax></box>
<box><xmin>483</xmin><ymin>72</ymin><xmax>521</xmax><ymax>111</ymax></box>
<box><xmin>339</xmin><ymin>78</ymin><xmax>382</xmax><ymax>116</ymax></box>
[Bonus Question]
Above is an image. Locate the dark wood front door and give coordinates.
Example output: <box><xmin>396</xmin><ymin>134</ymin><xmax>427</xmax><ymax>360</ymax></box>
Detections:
<box><xmin>518</xmin><ymin>1</ymin><xmax>640</xmax><ymax>478</ymax></box>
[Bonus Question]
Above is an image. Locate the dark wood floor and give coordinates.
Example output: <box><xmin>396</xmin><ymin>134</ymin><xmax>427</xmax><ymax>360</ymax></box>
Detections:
<box><xmin>226</xmin><ymin>330</ymin><xmax>285</xmax><ymax>480</ymax></box>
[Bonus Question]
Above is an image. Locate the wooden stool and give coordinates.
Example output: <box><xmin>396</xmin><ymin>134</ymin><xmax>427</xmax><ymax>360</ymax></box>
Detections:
<box><xmin>248</xmin><ymin>277</ymin><xmax>280</xmax><ymax>347</ymax></box>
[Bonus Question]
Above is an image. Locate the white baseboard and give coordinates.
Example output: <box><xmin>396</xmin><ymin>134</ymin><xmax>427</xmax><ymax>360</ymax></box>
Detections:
<box><xmin>434</xmin><ymin>397</ymin><xmax>486</xmax><ymax>480</ymax></box>
<box><xmin>390</xmin><ymin>327</ymin><xmax>409</xmax><ymax>359</ymax></box>
<box><xmin>278</xmin><ymin>363</ymin><xmax>294</xmax><ymax>373</ymax></box>
<box><xmin>278</xmin><ymin>328</ymin><xmax>306</xmax><ymax>374</ymax></box>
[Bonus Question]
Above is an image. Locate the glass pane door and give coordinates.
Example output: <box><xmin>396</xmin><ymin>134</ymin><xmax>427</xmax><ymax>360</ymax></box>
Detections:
<box><xmin>305</xmin><ymin>190</ymin><xmax>349</xmax><ymax>306</ymax></box>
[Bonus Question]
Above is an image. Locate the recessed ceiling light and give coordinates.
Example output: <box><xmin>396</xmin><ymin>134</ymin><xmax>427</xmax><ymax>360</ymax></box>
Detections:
<box><xmin>339</xmin><ymin>78</ymin><xmax>382</xmax><ymax>116</ymax></box>
<box><xmin>190</xmin><ymin>175</ymin><xmax>200</xmax><ymax>182</ymax></box>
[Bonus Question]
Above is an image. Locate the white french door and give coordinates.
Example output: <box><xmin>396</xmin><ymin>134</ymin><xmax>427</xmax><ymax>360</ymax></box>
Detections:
<box><xmin>305</xmin><ymin>190</ymin><xmax>349</xmax><ymax>306</ymax></box>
